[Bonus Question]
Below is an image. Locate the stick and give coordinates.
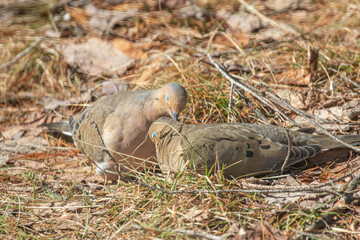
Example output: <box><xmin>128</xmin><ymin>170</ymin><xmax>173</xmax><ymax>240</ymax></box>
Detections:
<box><xmin>207</xmin><ymin>53</ymin><xmax>360</xmax><ymax>152</ymax></box>
<box><xmin>228</xmin><ymin>82</ymin><xmax>236</xmax><ymax>121</ymax></box>
<box><xmin>238</xmin><ymin>0</ymin><xmax>299</xmax><ymax>35</ymax></box>
<box><xmin>0</xmin><ymin>37</ymin><xmax>46</xmax><ymax>70</ymax></box>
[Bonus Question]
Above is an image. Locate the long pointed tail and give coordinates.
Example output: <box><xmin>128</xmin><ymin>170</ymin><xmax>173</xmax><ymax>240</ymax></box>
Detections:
<box><xmin>310</xmin><ymin>134</ymin><xmax>360</xmax><ymax>149</ymax></box>
<box><xmin>41</xmin><ymin>121</ymin><xmax>72</xmax><ymax>136</ymax></box>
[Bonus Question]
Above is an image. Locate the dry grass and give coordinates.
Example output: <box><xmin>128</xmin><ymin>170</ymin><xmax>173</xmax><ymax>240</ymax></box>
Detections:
<box><xmin>1</xmin><ymin>0</ymin><xmax>360</xmax><ymax>239</ymax></box>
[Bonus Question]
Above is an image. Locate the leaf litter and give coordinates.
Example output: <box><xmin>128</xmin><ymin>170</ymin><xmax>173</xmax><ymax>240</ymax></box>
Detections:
<box><xmin>1</xmin><ymin>0</ymin><xmax>360</xmax><ymax>239</ymax></box>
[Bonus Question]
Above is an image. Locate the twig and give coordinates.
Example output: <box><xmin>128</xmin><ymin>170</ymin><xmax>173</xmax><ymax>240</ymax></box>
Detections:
<box><xmin>294</xmin><ymin>230</ymin><xmax>333</xmax><ymax>240</ymax></box>
<box><xmin>281</xmin><ymin>129</ymin><xmax>292</xmax><ymax>174</ymax></box>
<box><xmin>330</xmin><ymin>68</ymin><xmax>360</xmax><ymax>89</ymax></box>
<box><xmin>208</xmin><ymin>54</ymin><xmax>297</xmax><ymax>125</ymax></box>
<box><xmin>344</xmin><ymin>171</ymin><xmax>360</xmax><ymax>204</ymax></box>
<box><xmin>228</xmin><ymin>82</ymin><xmax>236</xmax><ymax>122</ymax></box>
<box><xmin>258</xmin><ymin>82</ymin><xmax>326</xmax><ymax>123</ymax></box>
<box><xmin>200</xmin><ymin>59</ymin><xmax>269</xmax><ymax>122</ymax></box>
<box><xmin>0</xmin><ymin>37</ymin><xmax>46</xmax><ymax>70</ymax></box>
<box><xmin>233</xmin><ymin>88</ymin><xmax>269</xmax><ymax>123</ymax></box>
<box><xmin>238</xmin><ymin>0</ymin><xmax>299</xmax><ymax>35</ymax></box>
<box><xmin>132</xmin><ymin>224</ymin><xmax>224</xmax><ymax>240</ymax></box>
<box><xmin>207</xmin><ymin>53</ymin><xmax>360</xmax><ymax>152</ymax></box>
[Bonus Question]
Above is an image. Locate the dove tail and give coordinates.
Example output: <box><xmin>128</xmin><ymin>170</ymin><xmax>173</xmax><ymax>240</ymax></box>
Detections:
<box><xmin>312</xmin><ymin>134</ymin><xmax>360</xmax><ymax>149</ymax></box>
<box><xmin>41</xmin><ymin>121</ymin><xmax>72</xmax><ymax>136</ymax></box>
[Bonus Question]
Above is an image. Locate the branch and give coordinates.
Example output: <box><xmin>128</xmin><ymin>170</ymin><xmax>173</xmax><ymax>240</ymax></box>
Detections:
<box><xmin>0</xmin><ymin>37</ymin><xmax>46</xmax><ymax>70</ymax></box>
<box><xmin>238</xmin><ymin>0</ymin><xmax>299</xmax><ymax>35</ymax></box>
<box><xmin>207</xmin><ymin>53</ymin><xmax>360</xmax><ymax>152</ymax></box>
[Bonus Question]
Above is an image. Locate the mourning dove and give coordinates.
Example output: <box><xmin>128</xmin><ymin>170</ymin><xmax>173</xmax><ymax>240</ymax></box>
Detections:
<box><xmin>44</xmin><ymin>83</ymin><xmax>187</xmax><ymax>180</ymax></box>
<box><xmin>149</xmin><ymin>117</ymin><xmax>360</xmax><ymax>178</ymax></box>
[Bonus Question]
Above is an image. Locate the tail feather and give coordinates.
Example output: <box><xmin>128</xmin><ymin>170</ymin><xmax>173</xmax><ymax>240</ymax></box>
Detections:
<box><xmin>311</xmin><ymin>134</ymin><xmax>360</xmax><ymax>149</ymax></box>
<box><xmin>41</xmin><ymin>121</ymin><xmax>72</xmax><ymax>136</ymax></box>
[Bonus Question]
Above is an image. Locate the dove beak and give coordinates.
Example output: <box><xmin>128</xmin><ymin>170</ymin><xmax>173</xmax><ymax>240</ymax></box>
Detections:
<box><xmin>171</xmin><ymin>109</ymin><xmax>178</xmax><ymax>121</ymax></box>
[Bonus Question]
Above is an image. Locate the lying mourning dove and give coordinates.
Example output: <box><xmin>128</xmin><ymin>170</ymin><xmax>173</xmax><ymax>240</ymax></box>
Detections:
<box><xmin>44</xmin><ymin>83</ymin><xmax>187</xmax><ymax>180</ymax></box>
<box><xmin>149</xmin><ymin>117</ymin><xmax>360</xmax><ymax>178</ymax></box>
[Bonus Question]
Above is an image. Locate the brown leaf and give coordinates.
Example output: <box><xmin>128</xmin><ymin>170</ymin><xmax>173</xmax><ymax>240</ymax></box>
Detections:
<box><xmin>61</xmin><ymin>38</ymin><xmax>135</xmax><ymax>76</ymax></box>
<box><xmin>213</xmin><ymin>33</ymin><xmax>250</xmax><ymax>49</ymax></box>
<box><xmin>65</xmin><ymin>6</ymin><xmax>89</xmax><ymax>26</ymax></box>
<box><xmin>225</xmin><ymin>222</ymin><xmax>289</xmax><ymax>240</ymax></box>
<box><xmin>101</xmin><ymin>78</ymin><xmax>128</xmax><ymax>95</ymax></box>
<box><xmin>136</xmin><ymin>58</ymin><xmax>168</xmax><ymax>84</ymax></box>
<box><xmin>217</xmin><ymin>9</ymin><xmax>262</xmax><ymax>33</ymax></box>
<box><xmin>279</xmin><ymin>68</ymin><xmax>311</xmax><ymax>86</ymax></box>
<box><xmin>258</xmin><ymin>28</ymin><xmax>287</xmax><ymax>42</ymax></box>
<box><xmin>275</xmin><ymin>89</ymin><xmax>306</xmax><ymax>109</ymax></box>
<box><xmin>264</xmin><ymin>0</ymin><xmax>299</xmax><ymax>11</ymax></box>
<box><xmin>185</xmin><ymin>208</ymin><xmax>209</xmax><ymax>222</ymax></box>
<box><xmin>111</xmin><ymin>38</ymin><xmax>145</xmax><ymax>60</ymax></box>
<box><xmin>85</xmin><ymin>4</ymin><xmax>138</xmax><ymax>31</ymax></box>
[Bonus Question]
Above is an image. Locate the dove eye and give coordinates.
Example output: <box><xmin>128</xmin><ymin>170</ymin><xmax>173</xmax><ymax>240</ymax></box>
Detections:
<box><xmin>165</xmin><ymin>93</ymin><xmax>170</xmax><ymax>103</ymax></box>
<box><xmin>151</xmin><ymin>131</ymin><xmax>158</xmax><ymax>139</ymax></box>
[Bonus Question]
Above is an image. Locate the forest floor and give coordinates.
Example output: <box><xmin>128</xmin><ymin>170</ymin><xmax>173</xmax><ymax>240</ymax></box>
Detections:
<box><xmin>1</xmin><ymin>0</ymin><xmax>360</xmax><ymax>239</ymax></box>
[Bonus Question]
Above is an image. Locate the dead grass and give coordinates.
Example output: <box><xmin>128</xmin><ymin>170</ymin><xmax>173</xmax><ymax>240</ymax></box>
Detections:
<box><xmin>1</xmin><ymin>0</ymin><xmax>360</xmax><ymax>239</ymax></box>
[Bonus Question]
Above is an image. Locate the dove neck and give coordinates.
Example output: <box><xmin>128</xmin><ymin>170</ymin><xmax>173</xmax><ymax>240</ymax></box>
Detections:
<box><xmin>144</xmin><ymin>90</ymin><xmax>168</xmax><ymax>122</ymax></box>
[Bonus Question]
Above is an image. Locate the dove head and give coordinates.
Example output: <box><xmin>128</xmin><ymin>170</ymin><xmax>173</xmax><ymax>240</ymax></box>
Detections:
<box><xmin>149</xmin><ymin>117</ymin><xmax>179</xmax><ymax>145</ymax></box>
<box><xmin>158</xmin><ymin>83</ymin><xmax>187</xmax><ymax>121</ymax></box>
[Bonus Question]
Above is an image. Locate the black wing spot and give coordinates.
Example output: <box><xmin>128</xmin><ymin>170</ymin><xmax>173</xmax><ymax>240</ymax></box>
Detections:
<box><xmin>235</xmin><ymin>146</ymin><xmax>239</xmax><ymax>150</ymax></box>
<box><xmin>246</xmin><ymin>143</ymin><xmax>250</xmax><ymax>149</ymax></box>
<box><xmin>77</xmin><ymin>133</ymin><xmax>81</xmax><ymax>141</ymax></box>
<box><xmin>75</xmin><ymin>122</ymin><xmax>80</xmax><ymax>130</ymax></box>
<box><xmin>248</xmin><ymin>136</ymin><xmax>255</xmax><ymax>140</ymax></box>
<box><xmin>246</xmin><ymin>150</ymin><xmax>254</xmax><ymax>157</ymax></box>
<box><xmin>80</xmin><ymin>112</ymin><xmax>87</xmax><ymax>123</ymax></box>
<box><xmin>260</xmin><ymin>145</ymin><xmax>271</xmax><ymax>150</ymax></box>
<box><xmin>257</xmin><ymin>139</ymin><xmax>262</xmax><ymax>144</ymax></box>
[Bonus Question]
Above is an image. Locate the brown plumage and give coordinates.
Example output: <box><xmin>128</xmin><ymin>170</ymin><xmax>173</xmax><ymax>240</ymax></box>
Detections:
<box><xmin>44</xmin><ymin>83</ymin><xmax>187</xmax><ymax>180</ymax></box>
<box><xmin>149</xmin><ymin>117</ymin><xmax>360</xmax><ymax>178</ymax></box>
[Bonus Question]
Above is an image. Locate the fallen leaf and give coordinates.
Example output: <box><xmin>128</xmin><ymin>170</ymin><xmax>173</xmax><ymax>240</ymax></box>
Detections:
<box><xmin>185</xmin><ymin>208</ymin><xmax>209</xmax><ymax>222</ymax></box>
<box><xmin>61</xmin><ymin>38</ymin><xmax>135</xmax><ymax>76</ymax></box>
<box><xmin>279</xmin><ymin>68</ymin><xmax>311</xmax><ymax>86</ymax></box>
<box><xmin>176</xmin><ymin>5</ymin><xmax>206</xmax><ymax>21</ymax></box>
<box><xmin>343</xmin><ymin>100</ymin><xmax>360</xmax><ymax>120</ymax></box>
<box><xmin>65</xmin><ymin>6</ymin><xmax>89</xmax><ymax>26</ymax></box>
<box><xmin>299</xmin><ymin>194</ymin><xmax>333</xmax><ymax>210</ymax></box>
<box><xmin>213</xmin><ymin>33</ymin><xmax>250</xmax><ymax>49</ymax></box>
<box><xmin>136</xmin><ymin>57</ymin><xmax>168</xmax><ymax>84</ymax></box>
<box><xmin>275</xmin><ymin>89</ymin><xmax>306</xmax><ymax>109</ymax></box>
<box><xmin>85</xmin><ymin>4</ymin><xmax>138</xmax><ymax>31</ymax></box>
<box><xmin>264</xmin><ymin>0</ymin><xmax>299</xmax><ymax>11</ymax></box>
<box><xmin>101</xmin><ymin>78</ymin><xmax>128</xmax><ymax>95</ymax></box>
<box><xmin>217</xmin><ymin>9</ymin><xmax>262</xmax><ymax>33</ymax></box>
<box><xmin>111</xmin><ymin>38</ymin><xmax>145</xmax><ymax>60</ymax></box>
<box><xmin>225</xmin><ymin>222</ymin><xmax>289</xmax><ymax>240</ymax></box>
<box><xmin>258</xmin><ymin>27</ymin><xmax>287</xmax><ymax>42</ymax></box>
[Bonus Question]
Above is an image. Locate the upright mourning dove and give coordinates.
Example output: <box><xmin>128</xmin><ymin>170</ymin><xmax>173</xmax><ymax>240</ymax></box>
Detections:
<box><xmin>149</xmin><ymin>117</ymin><xmax>360</xmax><ymax>178</ymax></box>
<box><xmin>44</xmin><ymin>83</ymin><xmax>187</xmax><ymax>180</ymax></box>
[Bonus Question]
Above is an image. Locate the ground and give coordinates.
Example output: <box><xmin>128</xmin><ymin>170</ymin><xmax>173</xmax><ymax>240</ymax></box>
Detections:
<box><xmin>1</xmin><ymin>0</ymin><xmax>360</xmax><ymax>239</ymax></box>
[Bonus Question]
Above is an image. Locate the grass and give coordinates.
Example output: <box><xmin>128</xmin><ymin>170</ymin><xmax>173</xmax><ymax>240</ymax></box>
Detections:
<box><xmin>1</xmin><ymin>0</ymin><xmax>360</xmax><ymax>239</ymax></box>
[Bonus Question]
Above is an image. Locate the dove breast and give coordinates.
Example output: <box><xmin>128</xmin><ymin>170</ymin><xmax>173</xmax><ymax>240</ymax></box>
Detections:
<box><xmin>68</xmin><ymin>83</ymin><xmax>187</xmax><ymax>180</ymax></box>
